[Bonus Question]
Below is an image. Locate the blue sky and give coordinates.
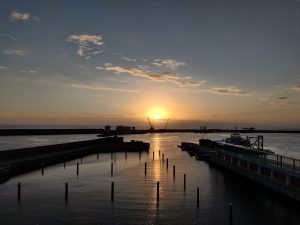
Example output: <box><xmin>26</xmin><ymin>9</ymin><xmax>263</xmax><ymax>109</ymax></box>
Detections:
<box><xmin>0</xmin><ymin>0</ymin><xmax>300</xmax><ymax>128</ymax></box>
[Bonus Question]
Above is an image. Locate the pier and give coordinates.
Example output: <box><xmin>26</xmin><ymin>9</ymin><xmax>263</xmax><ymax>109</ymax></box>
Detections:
<box><xmin>181</xmin><ymin>139</ymin><xmax>300</xmax><ymax>202</ymax></box>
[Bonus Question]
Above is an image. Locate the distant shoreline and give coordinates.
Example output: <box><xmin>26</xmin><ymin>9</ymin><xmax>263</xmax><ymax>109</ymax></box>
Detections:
<box><xmin>0</xmin><ymin>128</ymin><xmax>300</xmax><ymax>136</ymax></box>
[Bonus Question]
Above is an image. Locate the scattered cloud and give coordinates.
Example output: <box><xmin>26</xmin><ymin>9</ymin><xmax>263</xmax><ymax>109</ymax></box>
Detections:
<box><xmin>273</xmin><ymin>85</ymin><xmax>284</xmax><ymax>89</ymax></box>
<box><xmin>152</xmin><ymin>59</ymin><xmax>186</xmax><ymax>70</ymax></box>
<box><xmin>66</xmin><ymin>34</ymin><xmax>104</xmax><ymax>57</ymax></box>
<box><xmin>292</xmin><ymin>85</ymin><xmax>300</xmax><ymax>92</ymax></box>
<box><xmin>4</xmin><ymin>48</ymin><xmax>28</xmax><ymax>56</ymax></box>
<box><xmin>210</xmin><ymin>86</ymin><xmax>248</xmax><ymax>95</ymax></box>
<box><xmin>121</xmin><ymin>56</ymin><xmax>136</xmax><ymax>62</ymax></box>
<box><xmin>10</xmin><ymin>10</ymin><xmax>31</xmax><ymax>21</ymax></box>
<box><xmin>19</xmin><ymin>70</ymin><xmax>39</xmax><ymax>73</ymax></box>
<box><xmin>0</xmin><ymin>33</ymin><xmax>18</xmax><ymax>41</ymax></box>
<box><xmin>96</xmin><ymin>64</ymin><xmax>202</xmax><ymax>88</ymax></box>
<box><xmin>0</xmin><ymin>66</ymin><xmax>7</xmax><ymax>69</ymax></box>
<box><xmin>277</xmin><ymin>96</ymin><xmax>288</xmax><ymax>100</ymax></box>
<box><xmin>67</xmin><ymin>83</ymin><xmax>139</xmax><ymax>93</ymax></box>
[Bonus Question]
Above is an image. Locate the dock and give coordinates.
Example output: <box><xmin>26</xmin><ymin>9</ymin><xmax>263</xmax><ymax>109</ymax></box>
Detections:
<box><xmin>0</xmin><ymin>136</ymin><xmax>149</xmax><ymax>179</ymax></box>
<box><xmin>180</xmin><ymin>138</ymin><xmax>300</xmax><ymax>202</ymax></box>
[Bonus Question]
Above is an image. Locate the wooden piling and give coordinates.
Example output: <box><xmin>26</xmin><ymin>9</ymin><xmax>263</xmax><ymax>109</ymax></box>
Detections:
<box><xmin>76</xmin><ymin>163</ymin><xmax>79</xmax><ymax>175</ymax></box>
<box><xmin>18</xmin><ymin>182</ymin><xmax>21</xmax><ymax>201</ymax></box>
<box><xmin>65</xmin><ymin>182</ymin><xmax>68</xmax><ymax>201</ymax></box>
<box><xmin>162</xmin><ymin>154</ymin><xmax>164</xmax><ymax>163</ymax></box>
<box><xmin>167</xmin><ymin>158</ymin><xmax>168</xmax><ymax>169</ymax></box>
<box><xmin>184</xmin><ymin>174</ymin><xmax>186</xmax><ymax>190</ymax></box>
<box><xmin>229</xmin><ymin>202</ymin><xmax>233</xmax><ymax>225</ymax></box>
<box><xmin>153</xmin><ymin>151</ymin><xmax>155</xmax><ymax>160</ymax></box>
<box><xmin>173</xmin><ymin>165</ymin><xmax>176</xmax><ymax>178</ymax></box>
<box><xmin>111</xmin><ymin>182</ymin><xmax>114</xmax><ymax>202</ymax></box>
<box><xmin>159</xmin><ymin>150</ymin><xmax>161</xmax><ymax>157</ymax></box>
<box><xmin>157</xmin><ymin>181</ymin><xmax>159</xmax><ymax>204</ymax></box>
<box><xmin>111</xmin><ymin>162</ymin><xmax>113</xmax><ymax>177</ymax></box>
<box><xmin>145</xmin><ymin>162</ymin><xmax>147</xmax><ymax>176</ymax></box>
<box><xmin>197</xmin><ymin>187</ymin><xmax>199</xmax><ymax>208</ymax></box>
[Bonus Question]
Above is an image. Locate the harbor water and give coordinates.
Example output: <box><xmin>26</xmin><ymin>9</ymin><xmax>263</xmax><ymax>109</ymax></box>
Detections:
<box><xmin>0</xmin><ymin>132</ymin><xmax>300</xmax><ymax>225</ymax></box>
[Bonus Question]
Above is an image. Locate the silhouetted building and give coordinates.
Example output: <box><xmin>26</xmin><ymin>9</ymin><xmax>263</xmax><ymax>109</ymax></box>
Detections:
<box><xmin>104</xmin><ymin>125</ymin><xmax>111</xmax><ymax>131</ymax></box>
<box><xmin>116</xmin><ymin>125</ymin><xmax>132</xmax><ymax>132</ymax></box>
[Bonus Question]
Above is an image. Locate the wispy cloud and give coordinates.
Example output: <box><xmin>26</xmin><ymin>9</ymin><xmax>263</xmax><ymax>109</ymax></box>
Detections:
<box><xmin>19</xmin><ymin>70</ymin><xmax>39</xmax><ymax>73</ymax></box>
<box><xmin>292</xmin><ymin>85</ymin><xmax>300</xmax><ymax>92</ymax></box>
<box><xmin>152</xmin><ymin>59</ymin><xmax>186</xmax><ymax>70</ymax></box>
<box><xmin>67</xmin><ymin>34</ymin><xmax>104</xmax><ymax>57</ymax></box>
<box><xmin>0</xmin><ymin>66</ymin><xmax>7</xmax><ymax>69</ymax></box>
<box><xmin>121</xmin><ymin>56</ymin><xmax>136</xmax><ymax>62</ymax></box>
<box><xmin>4</xmin><ymin>48</ymin><xmax>28</xmax><ymax>56</ymax></box>
<box><xmin>67</xmin><ymin>83</ymin><xmax>139</xmax><ymax>93</ymax></box>
<box><xmin>10</xmin><ymin>10</ymin><xmax>31</xmax><ymax>21</ymax></box>
<box><xmin>210</xmin><ymin>86</ymin><xmax>248</xmax><ymax>95</ymax></box>
<box><xmin>96</xmin><ymin>64</ymin><xmax>202</xmax><ymax>88</ymax></box>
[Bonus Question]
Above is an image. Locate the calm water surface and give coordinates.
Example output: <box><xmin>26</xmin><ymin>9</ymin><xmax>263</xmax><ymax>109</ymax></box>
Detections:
<box><xmin>0</xmin><ymin>133</ymin><xmax>300</xmax><ymax>225</ymax></box>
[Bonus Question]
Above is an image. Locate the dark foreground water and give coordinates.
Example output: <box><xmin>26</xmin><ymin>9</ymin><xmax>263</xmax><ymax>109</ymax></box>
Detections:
<box><xmin>0</xmin><ymin>133</ymin><xmax>300</xmax><ymax>225</ymax></box>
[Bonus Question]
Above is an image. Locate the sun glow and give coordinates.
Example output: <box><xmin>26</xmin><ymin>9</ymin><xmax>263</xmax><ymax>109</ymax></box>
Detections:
<box><xmin>147</xmin><ymin>107</ymin><xmax>169</xmax><ymax>120</ymax></box>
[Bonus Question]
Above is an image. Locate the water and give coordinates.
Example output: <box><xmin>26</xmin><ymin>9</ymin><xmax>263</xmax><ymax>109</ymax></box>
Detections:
<box><xmin>0</xmin><ymin>133</ymin><xmax>300</xmax><ymax>225</ymax></box>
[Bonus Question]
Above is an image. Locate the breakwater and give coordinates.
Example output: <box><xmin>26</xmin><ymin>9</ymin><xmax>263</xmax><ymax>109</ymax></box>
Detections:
<box><xmin>0</xmin><ymin>137</ymin><xmax>149</xmax><ymax>178</ymax></box>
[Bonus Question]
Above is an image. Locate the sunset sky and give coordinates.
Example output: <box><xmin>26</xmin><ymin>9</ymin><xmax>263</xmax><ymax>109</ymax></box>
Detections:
<box><xmin>0</xmin><ymin>0</ymin><xmax>300</xmax><ymax>129</ymax></box>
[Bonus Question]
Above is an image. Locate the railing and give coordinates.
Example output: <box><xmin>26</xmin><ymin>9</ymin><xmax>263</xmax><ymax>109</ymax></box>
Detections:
<box><xmin>215</xmin><ymin>148</ymin><xmax>300</xmax><ymax>172</ymax></box>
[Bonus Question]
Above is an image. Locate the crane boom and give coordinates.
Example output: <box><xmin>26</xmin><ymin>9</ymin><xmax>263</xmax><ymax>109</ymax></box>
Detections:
<box><xmin>164</xmin><ymin>119</ymin><xmax>169</xmax><ymax>129</ymax></box>
<box><xmin>148</xmin><ymin>117</ymin><xmax>154</xmax><ymax>130</ymax></box>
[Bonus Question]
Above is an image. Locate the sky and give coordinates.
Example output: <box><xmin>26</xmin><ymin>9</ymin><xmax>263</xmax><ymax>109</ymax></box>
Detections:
<box><xmin>0</xmin><ymin>0</ymin><xmax>300</xmax><ymax>129</ymax></box>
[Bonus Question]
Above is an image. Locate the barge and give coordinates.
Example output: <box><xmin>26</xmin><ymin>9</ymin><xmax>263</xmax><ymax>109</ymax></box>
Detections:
<box><xmin>180</xmin><ymin>135</ymin><xmax>300</xmax><ymax>202</ymax></box>
<box><xmin>0</xmin><ymin>136</ymin><xmax>149</xmax><ymax>179</ymax></box>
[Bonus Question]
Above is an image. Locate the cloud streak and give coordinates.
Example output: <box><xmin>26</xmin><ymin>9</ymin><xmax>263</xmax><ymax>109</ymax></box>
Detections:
<box><xmin>10</xmin><ymin>10</ymin><xmax>31</xmax><ymax>21</ymax></box>
<box><xmin>97</xmin><ymin>64</ymin><xmax>202</xmax><ymax>88</ymax></box>
<box><xmin>210</xmin><ymin>86</ymin><xmax>248</xmax><ymax>95</ymax></box>
<box><xmin>67</xmin><ymin>34</ymin><xmax>104</xmax><ymax>57</ymax></box>
<box><xmin>67</xmin><ymin>83</ymin><xmax>139</xmax><ymax>93</ymax></box>
<box><xmin>152</xmin><ymin>59</ymin><xmax>186</xmax><ymax>70</ymax></box>
<box><xmin>4</xmin><ymin>48</ymin><xmax>28</xmax><ymax>56</ymax></box>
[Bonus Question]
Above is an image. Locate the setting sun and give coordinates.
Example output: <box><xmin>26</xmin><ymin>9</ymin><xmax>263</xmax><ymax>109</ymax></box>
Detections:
<box><xmin>147</xmin><ymin>107</ymin><xmax>169</xmax><ymax>120</ymax></box>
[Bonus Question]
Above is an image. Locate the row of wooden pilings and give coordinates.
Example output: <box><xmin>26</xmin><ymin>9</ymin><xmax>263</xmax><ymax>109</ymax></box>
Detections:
<box><xmin>16</xmin><ymin>149</ymin><xmax>234</xmax><ymax>225</ymax></box>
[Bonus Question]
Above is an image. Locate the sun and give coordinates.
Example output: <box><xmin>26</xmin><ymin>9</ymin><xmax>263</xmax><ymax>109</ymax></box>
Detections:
<box><xmin>147</xmin><ymin>107</ymin><xmax>169</xmax><ymax>120</ymax></box>
<box><xmin>154</xmin><ymin>113</ymin><xmax>161</xmax><ymax>120</ymax></box>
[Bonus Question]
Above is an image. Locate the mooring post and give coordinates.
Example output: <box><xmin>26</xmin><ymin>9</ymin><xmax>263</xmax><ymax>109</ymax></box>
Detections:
<box><xmin>293</xmin><ymin>159</ymin><xmax>296</xmax><ymax>170</ymax></box>
<box><xmin>173</xmin><ymin>165</ymin><xmax>176</xmax><ymax>178</ymax></box>
<box><xmin>157</xmin><ymin>181</ymin><xmax>159</xmax><ymax>204</ymax></box>
<box><xmin>65</xmin><ymin>182</ymin><xmax>68</xmax><ymax>201</ymax></box>
<box><xmin>229</xmin><ymin>202</ymin><xmax>233</xmax><ymax>225</ymax></box>
<box><xmin>153</xmin><ymin>151</ymin><xmax>155</xmax><ymax>160</ymax></box>
<box><xmin>144</xmin><ymin>162</ymin><xmax>147</xmax><ymax>176</ymax></box>
<box><xmin>41</xmin><ymin>163</ymin><xmax>44</xmax><ymax>176</ymax></box>
<box><xmin>159</xmin><ymin>150</ymin><xmax>161</xmax><ymax>158</ymax></box>
<box><xmin>18</xmin><ymin>182</ymin><xmax>21</xmax><ymax>201</ymax></box>
<box><xmin>162</xmin><ymin>154</ymin><xmax>164</xmax><ymax>163</ymax></box>
<box><xmin>184</xmin><ymin>174</ymin><xmax>186</xmax><ymax>190</ymax></box>
<box><xmin>76</xmin><ymin>163</ymin><xmax>79</xmax><ymax>175</ymax></box>
<box><xmin>111</xmin><ymin>181</ymin><xmax>114</xmax><ymax>202</ymax></box>
<box><xmin>167</xmin><ymin>158</ymin><xmax>168</xmax><ymax>169</ymax></box>
<box><xmin>111</xmin><ymin>162</ymin><xmax>113</xmax><ymax>177</ymax></box>
<box><xmin>197</xmin><ymin>187</ymin><xmax>199</xmax><ymax>208</ymax></box>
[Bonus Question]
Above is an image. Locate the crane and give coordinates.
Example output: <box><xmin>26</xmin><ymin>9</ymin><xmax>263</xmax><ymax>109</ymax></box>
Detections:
<box><xmin>164</xmin><ymin>119</ymin><xmax>170</xmax><ymax>130</ymax></box>
<box><xmin>148</xmin><ymin>117</ymin><xmax>154</xmax><ymax>131</ymax></box>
